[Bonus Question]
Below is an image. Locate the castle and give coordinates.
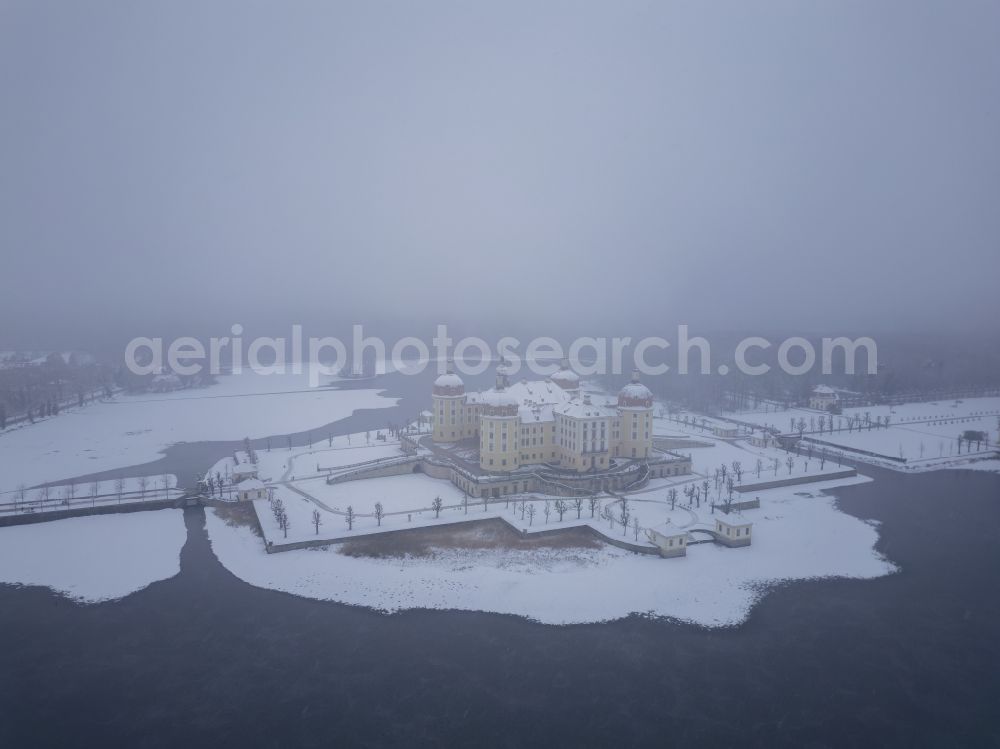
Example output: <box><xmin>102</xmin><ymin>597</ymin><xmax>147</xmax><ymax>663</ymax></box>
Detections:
<box><xmin>432</xmin><ymin>361</ymin><xmax>657</xmax><ymax>474</ymax></box>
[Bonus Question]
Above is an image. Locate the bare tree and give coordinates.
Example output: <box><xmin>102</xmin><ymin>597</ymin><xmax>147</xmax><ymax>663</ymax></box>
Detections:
<box><xmin>63</xmin><ymin>482</ymin><xmax>75</xmax><ymax>506</ymax></box>
<box><xmin>15</xmin><ymin>484</ymin><xmax>26</xmax><ymax>511</ymax></box>
<box><xmin>543</xmin><ymin>500</ymin><xmax>551</xmax><ymax>524</ymax></box>
<box><xmin>668</xmin><ymin>488</ymin><xmax>677</xmax><ymax>511</ymax></box>
<box><xmin>755</xmin><ymin>458</ymin><xmax>763</xmax><ymax>478</ymax></box>
<box><xmin>786</xmin><ymin>455</ymin><xmax>795</xmax><ymax>475</ymax></box>
<box><xmin>731</xmin><ymin>461</ymin><xmax>743</xmax><ymax>484</ymax></box>
<box><xmin>374</xmin><ymin>501</ymin><xmax>384</xmax><ymax>527</ymax></box>
<box><xmin>114</xmin><ymin>476</ymin><xmax>125</xmax><ymax>504</ymax></box>
<box><xmin>618</xmin><ymin>497</ymin><xmax>630</xmax><ymax>536</ymax></box>
<box><xmin>432</xmin><ymin>495</ymin><xmax>443</xmax><ymax>518</ymax></box>
<box><xmin>312</xmin><ymin>508</ymin><xmax>322</xmax><ymax>535</ymax></box>
<box><xmin>554</xmin><ymin>499</ymin><xmax>567</xmax><ymax>522</ymax></box>
<box><xmin>161</xmin><ymin>473</ymin><xmax>171</xmax><ymax>498</ymax></box>
<box><xmin>345</xmin><ymin>505</ymin><xmax>355</xmax><ymax>530</ymax></box>
<box><xmin>526</xmin><ymin>504</ymin><xmax>536</xmax><ymax>526</ymax></box>
<box><xmin>573</xmin><ymin>496</ymin><xmax>584</xmax><ymax>519</ymax></box>
<box><xmin>270</xmin><ymin>497</ymin><xmax>285</xmax><ymax>524</ymax></box>
<box><xmin>588</xmin><ymin>494</ymin><xmax>600</xmax><ymax>518</ymax></box>
<box><xmin>137</xmin><ymin>476</ymin><xmax>149</xmax><ymax>499</ymax></box>
<box><xmin>519</xmin><ymin>499</ymin><xmax>527</xmax><ymax>520</ymax></box>
<box><xmin>277</xmin><ymin>508</ymin><xmax>291</xmax><ymax>538</ymax></box>
<box><xmin>631</xmin><ymin>514</ymin><xmax>641</xmax><ymax>541</ymax></box>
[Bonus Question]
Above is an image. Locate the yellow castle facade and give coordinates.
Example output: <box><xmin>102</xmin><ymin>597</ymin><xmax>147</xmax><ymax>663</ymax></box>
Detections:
<box><xmin>432</xmin><ymin>362</ymin><xmax>654</xmax><ymax>474</ymax></box>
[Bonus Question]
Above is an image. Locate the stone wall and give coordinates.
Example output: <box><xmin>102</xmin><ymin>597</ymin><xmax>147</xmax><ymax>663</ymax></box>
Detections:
<box><xmin>325</xmin><ymin>458</ymin><xmax>422</xmax><ymax>485</ymax></box>
<box><xmin>733</xmin><ymin>468</ymin><xmax>856</xmax><ymax>493</ymax></box>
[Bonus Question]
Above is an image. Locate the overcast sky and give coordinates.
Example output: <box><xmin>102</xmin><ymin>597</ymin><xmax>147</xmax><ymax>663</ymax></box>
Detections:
<box><xmin>1</xmin><ymin>0</ymin><xmax>998</xmax><ymax>346</ymax></box>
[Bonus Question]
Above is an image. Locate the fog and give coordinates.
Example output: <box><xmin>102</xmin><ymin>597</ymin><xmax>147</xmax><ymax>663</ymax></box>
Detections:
<box><xmin>2</xmin><ymin>0</ymin><xmax>999</xmax><ymax>349</ymax></box>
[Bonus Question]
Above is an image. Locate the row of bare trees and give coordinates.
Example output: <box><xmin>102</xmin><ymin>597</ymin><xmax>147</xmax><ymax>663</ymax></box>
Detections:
<box><xmin>6</xmin><ymin>474</ymin><xmax>173</xmax><ymax>514</ymax></box>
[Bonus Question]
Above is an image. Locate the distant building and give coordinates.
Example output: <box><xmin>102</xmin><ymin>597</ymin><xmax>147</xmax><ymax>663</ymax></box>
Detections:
<box><xmin>712</xmin><ymin>424</ymin><xmax>740</xmax><ymax>439</ymax></box>
<box><xmin>715</xmin><ymin>517</ymin><xmax>753</xmax><ymax>547</ymax></box>
<box><xmin>748</xmin><ymin>432</ymin><xmax>778</xmax><ymax>449</ymax></box>
<box><xmin>234</xmin><ymin>478</ymin><xmax>267</xmax><ymax>502</ymax></box>
<box><xmin>232</xmin><ymin>461</ymin><xmax>258</xmax><ymax>482</ymax></box>
<box><xmin>646</xmin><ymin>527</ymin><xmax>690</xmax><ymax>558</ymax></box>
<box><xmin>809</xmin><ymin>385</ymin><xmax>839</xmax><ymax>411</ymax></box>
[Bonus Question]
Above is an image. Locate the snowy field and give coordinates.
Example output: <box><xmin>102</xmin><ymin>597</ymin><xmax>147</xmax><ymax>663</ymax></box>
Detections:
<box><xmin>798</xmin><ymin>399</ymin><xmax>999</xmax><ymax>468</ymax></box>
<box><xmin>659</xmin><ymin>398</ymin><xmax>999</xmax><ymax>471</ymax></box>
<box><xmin>206</xmin><ymin>474</ymin><xmax>894</xmax><ymax>627</ymax></box>
<box><xmin>206</xmin><ymin>428</ymin><xmax>410</xmax><ymax>486</ymax></box>
<box><xmin>0</xmin><ymin>369</ymin><xmax>398</xmax><ymax>495</ymax></box>
<box><xmin>0</xmin><ymin>509</ymin><xmax>187</xmax><ymax>602</ymax></box>
<box><xmin>278</xmin><ymin>472</ymin><xmax>466</xmax><ymax>519</ymax></box>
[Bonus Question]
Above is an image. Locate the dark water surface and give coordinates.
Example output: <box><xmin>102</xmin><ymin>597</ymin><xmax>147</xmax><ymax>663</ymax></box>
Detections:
<box><xmin>0</xmin><ymin>467</ymin><xmax>998</xmax><ymax>748</ymax></box>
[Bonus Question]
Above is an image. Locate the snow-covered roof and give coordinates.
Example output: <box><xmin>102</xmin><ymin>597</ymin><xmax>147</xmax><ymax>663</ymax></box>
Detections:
<box><xmin>716</xmin><ymin>516</ymin><xmax>753</xmax><ymax>528</ymax></box>
<box><xmin>649</xmin><ymin>524</ymin><xmax>691</xmax><ymax>540</ymax></box>
<box><xmin>619</xmin><ymin>382</ymin><xmax>652</xmax><ymax>399</ymax></box>
<box><xmin>550</xmin><ymin>367</ymin><xmax>580</xmax><ymax>389</ymax></box>
<box><xmin>236</xmin><ymin>478</ymin><xmax>264</xmax><ymax>490</ymax></box>
<box><xmin>468</xmin><ymin>378</ymin><xmax>574</xmax><ymax>409</ymax></box>
<box><xmin>232</xmin><ymin>462</ymin><xmax>258</xmax><ymax>476</ymax></box>
<box><xmin>812</xmin><ymin>385</ymin><xmax>838</xmax><ymax>396</ymax></box>
<box><xmin>434</xmin><ymin>372</ymin><xmax>464</xmax><ymax>388</ymax></box>
<box><xmin>479</xmin><ymin>389</ymin><xmax>519</xmax><ymax>409</ymax></box>
<box><xmin>554</xmin><ymin>397</ymin><xmax>616</xmax><ymax>420</ymax></box>
<box><xmin>518</xmin><ymin>404</ymin><xmax>556</xmax><ymax>423</ymax></box>
<box><xmin>617</xmin><ymin>370</ymin><xmax>653</xmax><ymax>408</ymax></box>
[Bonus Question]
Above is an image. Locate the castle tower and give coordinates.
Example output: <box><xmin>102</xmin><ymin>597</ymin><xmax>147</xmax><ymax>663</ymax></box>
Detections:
<box><xmin>616</xmin><ymin>370</ymin><xmax>654</xmax><ymax>460</ymax></box>
<box><xmin>479</xmin><ymin>387</ymin><xmax>520</xmax><ymax>472</ymax></box>
<box><xmin>550</xmin><ymin>358</ymin><xmax>580</xmax><ymax>394</ymax></box>
<box><xmin>432</xmin><ymin>363</ymin><xmax>467</xmax><ymax>442</ymax></box>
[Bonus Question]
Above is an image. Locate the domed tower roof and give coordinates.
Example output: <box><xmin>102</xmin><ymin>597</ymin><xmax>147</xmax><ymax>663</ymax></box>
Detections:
<box><xmin>617</xmin><ymin>370</ymin><xmax>653</xmax><ymax>408</ymax></box>
<box><xmin>550</xmin><ymin>359</ymin><xmax>580</xmax><ymax>390</ymax></box>
<box><xmin>433</xmin><ymin>366</ymin><xmax>465</xmax><ymax>397</ymax></box>
<box><xmin>480</xmin><ymin>388</ymin><xmax>519</xmax><ymax>417</ymax></box>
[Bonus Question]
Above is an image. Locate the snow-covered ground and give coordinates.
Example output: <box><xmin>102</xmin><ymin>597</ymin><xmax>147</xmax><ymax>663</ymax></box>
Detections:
<box><xmin>206</xmin><ymin>474</ymin><xmax>894</xmax><ymax>627</ymax></box>
<box><xmin>0</xmin><ymin>509</ymin><xmax>187</xmax><ymax>602</ymax></box>
<box><xmin>206</xmin><ymin>428</ymin><xmax>410</xmax><ymax>487</ymax></box>
<box><xmin>0</xmin><ymin>369</ymin><xmax>398</xmax><ymax>495</ymax></box>
<box><xmin>661</xmin><ymin>398</ymin><xmax>1000</xmax><ymax>471</ymax></box>
<box><xmin>827</xmin><ymin>399</ymin><xmax>999</xmax><ymax>462</ymax></box>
